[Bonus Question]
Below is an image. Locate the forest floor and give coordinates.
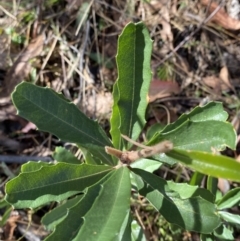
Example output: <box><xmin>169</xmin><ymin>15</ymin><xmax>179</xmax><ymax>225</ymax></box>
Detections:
<box><xmin>1</xmin><ymin>0</ymin><xmax>240</xmax><ymax>240</ymax></box>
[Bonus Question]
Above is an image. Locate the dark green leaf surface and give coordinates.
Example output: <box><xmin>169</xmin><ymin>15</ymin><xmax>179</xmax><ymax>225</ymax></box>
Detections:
<box><xmin>113</xmin><ymin>211</ymin><xmax>131</xmax><ymax>241</ymax></box>
<box><xmin>46</xmin><ymin>167</ymin><xmax>131</xmax><ymax>241</ymax></box>
<box><xmin>53</xmin><ymin>146</ymin><xmax>80</xmax><ymax>164</ymax></box>
<box><xmin>162</xmin><ymin>102</ymin><xmax>228</xmax><ymax>133</ymax></box>
<box><xmin>12</xmin><ymin>82</ymin><xmax>113</xmax><ymax>165</ymax></box>
<box><xmin>42</xmin><ymin>195</ymin><xmax>83</xmax><ymax>231</ymax></box>
<box><xmin>75</xmin><ymin>167</ymin><xmax>131</xmax><ymax>241</ymax></box>
<box><xmin>148</xmin><ymin>102</ymin><xmax>236</xmax><ymax>165</ymax></box>
<box><xmin>207</xmin><ymin>176</ymin><xmax>218</xmax><ymax>196</ymax></box>
<box><xmin>132</xmin><ymin>168</ymin><xmax>220</xmax><ymax>233</ymax></box>
<box><xmin>5</xmin><ymin>163</ymin><xmax>113</xmax><ymax>208</ymax></box>
<box><xmin>110</xmin><ymin>79</ymin><xmax>122</xmax><ymax>150</ymax></box>
<box><xmin>45</xmin><ymin>183</ymin><xmax>103</xmax><ymax>241</ymax></box>
<box><xmin>110</xmin><ymin>22</ymin><xmax>152</xmax><ymax>149</ymax></box>
<box><xmin>152</xmin><ymin>120</ymin><xmax>235</xmax><ymax>151</ymax></box>
<box><xmin>167</xmin><ymin>149</ymin><xmax>240</xmax><ymax>181</ymax></box>
<box><xmin>152</xmin><ymin>120</ymin><xmax>236</xmax><ymax>165</ymax></box>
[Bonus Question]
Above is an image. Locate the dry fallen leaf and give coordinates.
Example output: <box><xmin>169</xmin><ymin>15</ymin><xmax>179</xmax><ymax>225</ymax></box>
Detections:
<box><xmin>218</xmin><ymin>178</ymin><xmax>230</xmax><ymax>194</ymax></box>
<box><xmin>202</xmin><ymin>66</ymin><xmax>235</xmax><ymax>94</ymax></box>
<box><xmin>77</xmin><ymin>92</ymin><xmax>113</xmax><ymax>119</ymax></box>
<box><xmin>0</xmin><ymin>34</ymin><xmax>44</xmax><ymax>99</ymax></box>
<box><xmin>201</xmin><ymin>0</ymin><xmax>240</xmax><ymax>30</ymax></box>
<box><xmin>148</xmin><ymin>79</ymin><xmax>180</xmax><ymax>102</ymax></box>
<box><xmin>219</xmin><ymin>66</ymin><xmax>235</xmax><ymax>92</ymax></box>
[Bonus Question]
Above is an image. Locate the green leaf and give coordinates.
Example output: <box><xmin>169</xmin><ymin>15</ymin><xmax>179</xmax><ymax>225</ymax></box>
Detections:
<box><xmin>167</xmin><ymin>149</ymin><xmax>240</xmax><ymax>182</ymax></box>
<box><xmin>207</xmin><ymin>176</ymin><xmax>218</xmax><ymax>196</ymax></box>
<box><xmin>110</xmin><ymin>22</ymin><xmax>152</xmax><ymax>149</ymax></box>
<box><xmin>152</xmin><ymin>120</ymin><xmax>236</xmax><ymax>165</ymax></box>
<box><xmin>167</xmin><ymin>180</ymin><xmax>215</xmax><ymax>203</ymax></box>
<box><xmin>131</xmin><ymin>168</ymin><xmax>220</xmax><ymax>233</ymax></box>
<box><xmin>46</xmin><ymin>167</ymin><xmax>131</xmax><ymax>241</ymax></box>
<box><xmin>110</xmin><ymin>83</ymin><xmax>122</xmax><ymax>150</ymax></box>
<box><xmin>189</xmin><ymin>172</ymin><xmax>204</xmax><ymax>186</ymax></box>
<box><xmin>200</xmin><ymin>233</ymin><xmax>215</xmax><ymax>241</ymax></box>
<box><xmin>53</xmin><ymin>146</ymin><xmax>80</xmax><ymax>164</ymax></box>
<box><xmin>42</xmin><ymin>195</ymin><xmax>84</xmax><ymax>231</ymax></box>
<box><xmin>148</xmin><ymin>102</ymin><xmax>236</xmax><ymax>165</ymax></box>
<box><xmin>131</xmin><ymin>220</ymin><xmax>146</xmax><ymax>241</ymax></box>
<box><xmin>219</xmin><ymin>211</ymin><xmax>240</xmax><ymax>225</ymax></box>
<box><xmin>113</xmin><ymin>211</ymin><xmax>131</xmax><ymax>241</ymax></box>
<box><xmin>45</xmin><ymin>183</ymin><xmax>103</xmax><ymax>241</ymax></box>
<box><xmin>21</xmin><ymin>161</ymin><xmax>53</xmax><ymax>172</ymax></box>
<box><xmin>217</xmin><ymin>187</ymin><xmax>240</xmax><ymax>209</ymax></box>
<box><xmin>146</xmin><ymin>123</ymin><xmax>165</xmax><ymax>141</ymax></box>
<box><xmin>5</xmin><ymin>163</ymin><xmax>113</xmax><ymax>208</ymax></box>
<box><xmin>0</xmin><ymin>207</ymin><xmax>12</xmax><ymax>227</ymax></box>
<box><xmin>0</xmin><ymin>199</ymin><xmax>10</xmax><ymax>209</ymax></box>
<box><xmin>130</xmin><ymin>158</ymin><xmax>162</xmax><ymax>173</ymax></box>
<box><xmin>162</xmin><ymin>102</ymin><xmax>228</xmax><ymax>133</ymax></box>
<box><xmin>12</xmin><ymin>82</ymin><xmax>113</xmax><ymax>165</ymax></box>
<box><xmin>213</xmin><ymin>224</ymin><xmax>234</xmax><ymax>240</ymax></box>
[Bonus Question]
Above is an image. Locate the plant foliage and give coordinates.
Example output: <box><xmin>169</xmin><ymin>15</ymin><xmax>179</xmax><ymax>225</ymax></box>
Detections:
<box><xmin>5</xmin><ymin>22</ymin><xmax>240</xmax><ymax>240</ymax></box>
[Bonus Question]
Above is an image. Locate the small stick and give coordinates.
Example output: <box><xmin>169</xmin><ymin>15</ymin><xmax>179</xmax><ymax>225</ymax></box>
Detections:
<box><xmin>121</xmin><ymin>134</ymin><xmax>152</xmax><ymax>149</ymax></box>
<box><xmin>105</xmin><ymin>135</ymin><xmax>173</xmax><ymax>165</ymax></box>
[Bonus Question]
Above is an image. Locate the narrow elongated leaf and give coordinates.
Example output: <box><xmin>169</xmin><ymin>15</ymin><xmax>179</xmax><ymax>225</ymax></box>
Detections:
<box><xmin>167</xmin><ymin>149</ymin><xmax>240</xmax><ymax>182</ymax></box>
<box><xmin>113</xmin><ymin>212</ymin><xmax>147</xmax><ymax>241</ymax></box>
<box><xmin>75</xmin><ymin>167</ymin><xmax>131</xmax><ymax>241</ymax></box>
<box><xmin>110</xmin><ymin>80</ymin><xmax>122</xmax><ymax>150</ymax></box>
<box><xmin>0</xmin><ymin>207</ymin><xmax>12</xmax><ymax>227</ymax></box>
<box><xmin>217</xmin><ymin>187</ymin><xmax>240</xmax><ymax>209</ymax></box>
<box><xmin>46</xmin><ymin>167</ymin><xmax>131</xmax><ymax>241</ymax></box>
<box><xmin>110</xmin><ymin>22</ymin><xmax>152</xmax><ymax>149</ymax></box>
<box><xmin>113</xmin><ymin>211</ymin><xmax>131</xmax><ymax>241</ymax></box>
<box><xmin>219</xmin><ymin>211</ymin><xmax>240</xmax><ymax>225</ymax></box>
<box><xmin>12</xmin><ymin>82</ymin><xmax>113</xmax><ymax>165</ymax></box>
<box><xmin>5</xmin><ymin>163</ymin><xmax>113</xmax><ymax>208</ymax></box>
<box><xmin>131</xmin><ymin>220</ymin><xmax>146</xmax><ymax>241</ymax></box>
<box><xmin>132</xmin><ymin>168</ymin><xmax>220</xmax><ymax>233</ymax></box>
<box><xmin>189</xmin><ymin>172</ymin><xmax>204</xmax><ymax>186</ymax></box>
<box><xmin>207</xmin><ymin>176</ymin><xmax>218</xmax><ymax>196</ymax></box>
<box><xmin>45</xmin><ymin>180</ymin><xmax>104</xmax><ymax>241</ymax></box>
<box><xmin>42</xmin><ymin>195</ymin><xmax>83</xmax><ymax>231</ymax></box>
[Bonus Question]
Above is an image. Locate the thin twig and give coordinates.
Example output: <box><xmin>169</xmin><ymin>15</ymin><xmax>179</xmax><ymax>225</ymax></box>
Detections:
<box><xmin>153</xmin><ymin>0</ymin><xmax>225</xmax><ymax>68</ymax></box>
<box><xmin>0</xmin><ymin>155</ymin><xmax>52</xmax><ymax>164</ymax></box>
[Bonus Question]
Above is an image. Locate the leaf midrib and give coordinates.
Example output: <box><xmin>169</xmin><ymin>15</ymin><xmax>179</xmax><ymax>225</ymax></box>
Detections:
<box><xmin>17</xmin><ymin>88</ymin><xmax>108</xmax><ymax>147</ymax></box>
